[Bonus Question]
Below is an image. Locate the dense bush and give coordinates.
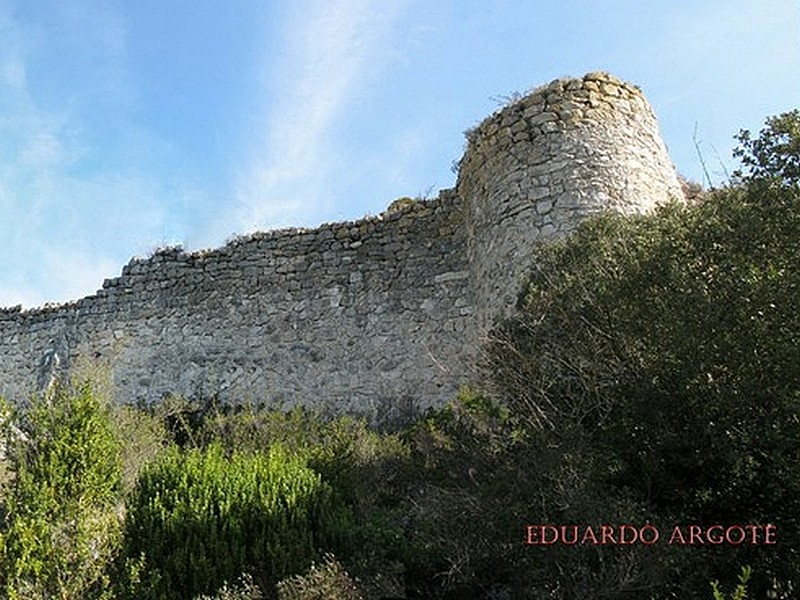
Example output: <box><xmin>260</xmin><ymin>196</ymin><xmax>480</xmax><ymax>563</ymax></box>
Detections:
<box><xmin>483</xmin><ymin>167</ymin><xmax>800</xmax><ymax>594</ymax></box>
<box><xmin>194</xmin><ymin>573</ymin><xmax>264</xmax><ymax>600</ymax></box>
<box><xmin>192</xmin><ymin>405</ymin><xmax>414</xmax><ymax>594</ymax></box>
<box><xmin>112</xmin><ymin>403</ymin><xmax>170</xmax><ymax>492</ymax></box>
<box><xmin>400</xmin><ymin>389</ymin><xmax>536</xmax><ymax>597</ymax></box>
<box><xmin>0</xmin><ymin>382</ymin><xmax>122</xmax><ymax>599</ymax></box>
<box><xmin>118</xmin><ymin>441</ymin><xmax>352</xmax><ymax>599</ymax></box>
<box><xmin>276</xmin><ymin>554</ymin><xmax>362</xmax><ymax>600</ymax></box>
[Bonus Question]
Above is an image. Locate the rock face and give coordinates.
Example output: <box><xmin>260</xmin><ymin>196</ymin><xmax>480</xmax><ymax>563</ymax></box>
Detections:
<box><xmin>0</xmin><ymin>73</ymin><xmax>681</xmax><ymax>424</ymax></box>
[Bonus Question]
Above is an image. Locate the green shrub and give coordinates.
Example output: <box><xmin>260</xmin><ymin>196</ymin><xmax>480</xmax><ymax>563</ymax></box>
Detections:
<box><xmin>276</xmin><ymin>554</ymin><xmax>362</xmax><ymax>600</ymax></box>
<box><xmin>194</xmin><ymin>573</ymin><xmax>264</xmax><ymax>600</ymax></box>
<box><xmin>0</xmin><ymin>382</ymin><xmax>122</xmax><ymax>599</ymax></box>
<box><xmin>405</xmin><ymin>389</ymin><xmax>531</xmax><ymax>600</ymax></box>
<box><xmin>711</xmin><ymin>566</ymin><xmax>751</xmax><ymax>600</ymax></box>
<box><xmin>403</xmin><ymin>388</ymin><xmax>630</xmax><ymax>599</ymax></box>
<box><xmin>112</xmin><ymin>404</ymin><xmax>170</xmax><ymax>492</ymax></box>
<box><xmin>119</xmin><ymin>442</ymin><xmax>352</xmax><ymax>599</ymax></box>
<box><xmin>197</xmin><ymin>406</ymin><xmax>415</xmax><ymax>591</ymax></box>
<box><xmin>485</xmin><ymin>187</ymin><xmax>800</xmax><ymax>595</ymax></box>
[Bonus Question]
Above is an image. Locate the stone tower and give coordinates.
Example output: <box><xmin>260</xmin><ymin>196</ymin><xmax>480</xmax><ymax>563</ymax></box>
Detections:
<box><xmin>458</xmin><ymin>72</ymin><xmax>682</xmax><ymax>331</ymax></box>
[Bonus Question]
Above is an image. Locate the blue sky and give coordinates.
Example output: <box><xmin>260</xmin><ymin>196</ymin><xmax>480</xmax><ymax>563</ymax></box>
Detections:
<box><xmin>1</xmin><ymin>0</ymin><xmax>798</xmax><ymax>307</ymax></box>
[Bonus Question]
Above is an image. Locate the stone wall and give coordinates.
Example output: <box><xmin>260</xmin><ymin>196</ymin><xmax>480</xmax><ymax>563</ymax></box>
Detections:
<box><xmin>0</xmin><ymin>72</ymin><xmax>681</xmax><ymax>422</ymax></box>
<box><xmin>0</xmin><ymin>192</ymin><xmax>474</xmax><ymax>424</ymax></box>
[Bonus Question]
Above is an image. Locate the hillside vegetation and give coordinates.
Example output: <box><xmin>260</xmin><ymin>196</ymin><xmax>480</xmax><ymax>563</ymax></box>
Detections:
<box><xmin>0</xmin><ymin>111</ymin><xmax>798</xmax><ymax>599</ymax></box>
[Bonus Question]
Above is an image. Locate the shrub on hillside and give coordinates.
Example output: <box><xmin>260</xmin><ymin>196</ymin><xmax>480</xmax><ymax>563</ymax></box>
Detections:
<box><xmin>194</xmin><ymin>573</ymin><xmax>264</xmax><ymax>600</ymax></box>
<box><xmin>112</xmin><ymin>403</ymin><xmax>170</xmax><ymax>492</ymax></box>
<box><xmin>0</xmin><ymin>382</ymin><xmax>122</xmax><ymax>599</ymax></box>
<box><xmin>484</xmin><ymin>186</ymin><xmax>800</xmax><ymax>595</ymax></box>
<box><xmin>118</xmin><ymin>442</ymin><xmax>352</xmax><ymax>599</ymax></box>
<box><xmin>276</xmin><ymin>554</ymin><xmax>362</xmax><ymax>600</ymax></box>
<box><xmin>397</xmin><ymin>111</ymin><xmax>800</xmax><ymax>598</ymax></box>
<box><xmin>400</xmin><ymin>389</ymin><xmax>535</xmax><ymax>597</ymax></box>
<box><xmin>196</xmin><ymin>405</ymin><xmax>414</xmax><ymax>593</ymax></box>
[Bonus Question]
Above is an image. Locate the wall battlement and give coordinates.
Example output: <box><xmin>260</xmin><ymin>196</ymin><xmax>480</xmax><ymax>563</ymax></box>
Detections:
<box><xmin>0</xmin><ymin>73</ymin><xmax>681</xmax><ymax>423</ymax></box>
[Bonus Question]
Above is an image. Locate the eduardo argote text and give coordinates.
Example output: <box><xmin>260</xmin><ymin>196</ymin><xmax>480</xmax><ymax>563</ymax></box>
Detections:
<box><xmin>525</xmin><ymin>524</ymin><xmax>777</xmax><ymax>546</ymax></box>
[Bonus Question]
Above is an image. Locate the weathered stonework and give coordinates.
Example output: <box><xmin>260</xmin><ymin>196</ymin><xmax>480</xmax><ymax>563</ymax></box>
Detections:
<box><xmin>458</xmin><ymin>72</ymin><xmax>681</xmax><ymax>329</ymax></box>
<box><xmin>0</xmin><ymin>73</ymin><xmax>682</xmax><ymax>423</ymax></box>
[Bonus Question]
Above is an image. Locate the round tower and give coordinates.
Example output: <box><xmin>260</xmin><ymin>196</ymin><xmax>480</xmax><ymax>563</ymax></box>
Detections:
<box><xmin>457</xmin><ymin>72</ymin><xmax>682</xmax><ymax>331</ymax></box>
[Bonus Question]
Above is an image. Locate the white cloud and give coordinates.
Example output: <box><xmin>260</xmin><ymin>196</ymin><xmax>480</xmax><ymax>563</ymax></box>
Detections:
<box><xmin>225</xmin><ymin>0</ymin><xmax>407</xmax><ymax>239</ymax></box>
<box><xmin>0</xmin><ymin>246</ymin><xmax>123</xmax><ymax>309</ymax></box>
<box><xmin>19</xmin><ymin>131</ymin><xmax>67</xmax><ymax>167</ymax></box>
<box><xmin>0</xmin><ymin>2</ymin><xmax>167</xmax><ymax>307</ymax></box>
<box><xmin>0</xmin><ymin>285</ymin><xmax>45</xmax><ymax>310</ymax></box>
<box><xmin>0</xmin><ymin>165</ymin><xmax>176</xmax><ymax>307</ymax></box>
<box><xmin>2</xmin><ymin>57</ymin><xmax>26</xmax><ymax>90</ymax></box>
<box><xmin>41</xmin><ymin>247</ymin><xmax>120</xmax><ymax>304</ymax></box>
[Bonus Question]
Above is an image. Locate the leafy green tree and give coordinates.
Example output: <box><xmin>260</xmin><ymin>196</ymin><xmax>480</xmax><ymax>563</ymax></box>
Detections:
<box><xmin>733</xmin><ymin>109</ymin><xmax>800</xmax><ymax>187</ymax></box>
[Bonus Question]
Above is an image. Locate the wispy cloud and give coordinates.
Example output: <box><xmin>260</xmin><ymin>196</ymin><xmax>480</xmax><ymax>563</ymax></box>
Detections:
<box><xmin>41</xmin><ymin>247</ymin><xmax>120</xmax><ymax>306</ymax></box>
<box><xmin>0</xmin><ymin>3</ymin><xmax>168</xmax><ymax>307</ymax></box>
<box><xmin>224</xmin><ymin>0</ymin><xmax>407</xmax><ymax>239</ymax></box>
